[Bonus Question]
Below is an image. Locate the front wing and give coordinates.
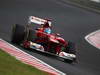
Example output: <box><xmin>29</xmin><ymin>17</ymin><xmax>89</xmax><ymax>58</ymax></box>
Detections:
<box><xmin>28</xmin><ymin>41</ymin><xmax>76</xmax><ymax>62</ymax></box>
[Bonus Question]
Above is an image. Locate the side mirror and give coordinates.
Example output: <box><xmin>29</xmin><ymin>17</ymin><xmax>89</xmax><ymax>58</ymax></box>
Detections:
<box><xmin>55</xmin><ymin>33</ymin><xmax>61</xmax><ymax>37</ymax></box>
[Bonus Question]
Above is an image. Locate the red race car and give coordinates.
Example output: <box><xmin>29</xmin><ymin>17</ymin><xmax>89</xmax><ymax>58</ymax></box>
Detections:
<box><xmin>11</xmin><ymin>16</ymin><xmax>77</xmax><ymax>63</ymax></box>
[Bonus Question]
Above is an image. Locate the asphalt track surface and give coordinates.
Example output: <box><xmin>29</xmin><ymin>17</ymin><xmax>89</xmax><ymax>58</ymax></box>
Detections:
<box><xmin>0</xmin><ymin>0</ymin><xmax>100</xmax><ymax>75</ymax></box>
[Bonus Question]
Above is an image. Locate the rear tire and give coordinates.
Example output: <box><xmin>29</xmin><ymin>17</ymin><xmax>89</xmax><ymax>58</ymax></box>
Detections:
<box><xmin>11</xmin><ymin>24</ymin><xmax>25</xmax><ymax>44</ymax></box>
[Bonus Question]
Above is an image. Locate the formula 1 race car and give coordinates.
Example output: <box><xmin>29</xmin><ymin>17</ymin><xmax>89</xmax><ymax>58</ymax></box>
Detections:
<box><xmin>11</xmin><ymin>16</ymin><xmax>77</xmax><ymax>63</ymax></box>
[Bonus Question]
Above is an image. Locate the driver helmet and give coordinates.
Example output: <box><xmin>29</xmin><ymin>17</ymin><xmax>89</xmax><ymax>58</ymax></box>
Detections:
<box><xmin>44</xmin><ymin>28</ymin><xmax>51</xmax><ymax>34</ymax></box>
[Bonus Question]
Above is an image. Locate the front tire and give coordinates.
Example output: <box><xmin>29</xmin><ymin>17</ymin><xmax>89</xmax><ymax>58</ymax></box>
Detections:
<box><xmin>27</xmin><ymin>29</ymin><xmax>36</xmax><ymax>41</ymax></box>
<box><xmin>65</xmin><ymin>41</ymin><xmax>76</xmax><ymax>54</ymax></box>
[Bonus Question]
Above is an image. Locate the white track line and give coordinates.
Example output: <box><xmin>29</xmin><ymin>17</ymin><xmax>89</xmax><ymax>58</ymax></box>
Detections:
<box><xmin>85</xmin><ymin>29</ymin><xmax>100</xmax><ymax>49</ymax></box>
<box><xmin>0</xmin><ymin>38</ymin><xmax>66</xmax><ymax>75</ymax></box>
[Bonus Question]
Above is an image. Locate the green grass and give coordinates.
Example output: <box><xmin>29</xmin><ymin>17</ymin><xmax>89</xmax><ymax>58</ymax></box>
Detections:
<box><xmin>0</xmin><ymin>49</ymin><xmax>49</xmax><ymax>75</ymax></box>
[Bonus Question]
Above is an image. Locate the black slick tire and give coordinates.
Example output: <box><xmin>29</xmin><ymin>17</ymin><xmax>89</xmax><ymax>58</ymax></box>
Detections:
<box><xmin>11</xmin><ymin>24</ymin><xmax>25</xmax><ymax>44</ymax></box>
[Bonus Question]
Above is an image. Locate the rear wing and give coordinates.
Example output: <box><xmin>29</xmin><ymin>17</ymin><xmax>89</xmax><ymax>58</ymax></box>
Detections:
<box><xmin>28</xmin><ymin>16</ymin><xmax>52</xmax><ymax>25</ymax></box>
